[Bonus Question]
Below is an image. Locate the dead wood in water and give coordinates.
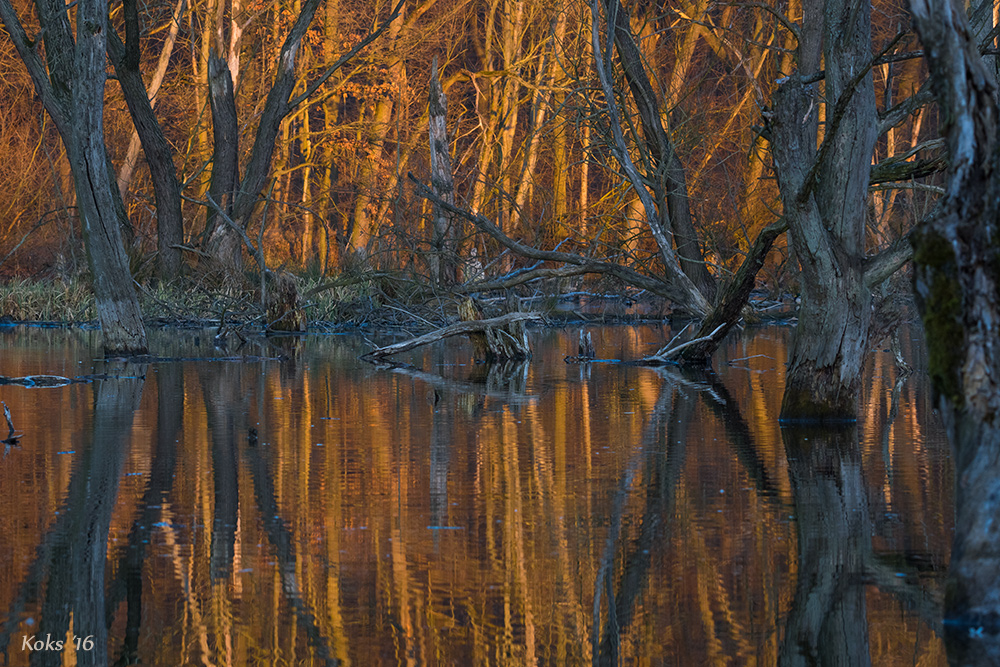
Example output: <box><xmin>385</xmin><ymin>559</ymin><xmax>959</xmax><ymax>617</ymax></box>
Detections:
<box><xmin>2</xmin><ymin>401</ymin><xmax>19</xmax><ymax>446</ymax></box>
<box><xmin>363</xmin><ymin>311</ymin><xmax>542</xmax><ymax>362</ymax></box>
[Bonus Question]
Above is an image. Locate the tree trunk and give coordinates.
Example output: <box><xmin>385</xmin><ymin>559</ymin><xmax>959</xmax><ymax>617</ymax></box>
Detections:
<box><xmin>109</xmin><ymin>0</ymin><xmax>185</xmax><ymax>280</ymax></box>
<box><xmin>0</xmin><ymin>0</ymin><xmax>148</xmax><ymax>355</ymax></box>
<box><xmin>72</xmin><ymin>0</ymin><xmax>148</xmax><ymax>354</ymax></box>
<box><xmin>428</xmin><ymin>57</ymin><xmax>457</xmax><ymax>284</ymax></box>
<box><xmin>909</xmin><ymin>0</ymin><xmax>1000</xmax><ymax>646</ymax></box>
<box><xmin>348</xmin><ymin>2</ymin><xmax>405</xmax><ymax>254</ymax></box>
<box><xmin>771</xmin><ymin>0</ymin><xmax>878</xmax><ymax>421</ymax></box>
<box><xmin>204</xmin><ymin>52</ymin><xmax>243</xmax><ymax>269</ymax></box>
<box><xmin>604</xmin><ymin>0</ymin><xmax>716</xmax><ymax>301</ymax></box>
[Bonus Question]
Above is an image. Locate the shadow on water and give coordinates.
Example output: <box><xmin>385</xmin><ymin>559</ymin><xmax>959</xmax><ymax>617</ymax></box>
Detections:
<box><xmin>0</xmin><ymin>325</ymin><xmax>959</xmax><ymax>665</ymax></box>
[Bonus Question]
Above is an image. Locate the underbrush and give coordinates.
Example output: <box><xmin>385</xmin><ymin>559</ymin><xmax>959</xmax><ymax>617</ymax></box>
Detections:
<box><xmin>0</xmin><ymin>278</ymin><xmax>96</xmax><ymax>321</ymax></box>
<box><xmin>0</xmin><ymin>267</ymin><xmax>689</xmax><ymax>329</ymax></box>
<box><xmin>0</xmin><ymin>270</ymin><xmax>399</xmax><ymax>327</ymax></box>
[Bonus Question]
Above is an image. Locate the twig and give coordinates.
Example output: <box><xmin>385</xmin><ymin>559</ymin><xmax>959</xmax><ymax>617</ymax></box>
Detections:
<box><xmin>652</xmin><ymin>323</ymin><xmax>692</xmax><ymax>358</ymax></box>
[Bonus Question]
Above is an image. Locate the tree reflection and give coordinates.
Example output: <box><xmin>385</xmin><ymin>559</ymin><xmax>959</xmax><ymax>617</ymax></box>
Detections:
<box><xmin>0</xmin><ymin>364</ymin><xmax>148</xmax><ymax>667</ymax></box>
<box><xmin>106</xmin><ymin>362</ymin><xmax>182</xmax><ymax>665</ymax></box>
<box><xmin>593</xmin><ymin>380</ymin><xmax>686</xmax><ymax>666</ymax></box>
<box><xmin>778</xmin><ymin>425</ymin><xmax>872</xmax><ymax>666</ymax></box>
<box><xmin>199</xmin><ymin>363</ymin><xmax>247</xmax><ymax>581</ymax></box>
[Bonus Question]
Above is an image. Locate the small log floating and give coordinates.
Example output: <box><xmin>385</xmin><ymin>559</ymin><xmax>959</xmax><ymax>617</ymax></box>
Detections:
<box><xmin>363</xmin><ymin>312</ymin><xmax>542</xmax><ymax>362</ymax></box>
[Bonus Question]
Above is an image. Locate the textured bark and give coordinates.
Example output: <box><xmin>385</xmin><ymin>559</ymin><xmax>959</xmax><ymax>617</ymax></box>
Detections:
<box><xmin>771</xmin><ymin>0</ymin><xmax>878</xmax><ymax>421</ymax></box>
<box><xmin>111</xmin><ymin>0</ymin><xmax>185</xmax><ymax>198</ymax></box>
<box><xmin>590</xmin><ymin>0</ymin><xmax>712</xmax><ymax>318</ymax></box>
<box><xmin>0</xmin><ymin>0</ymin><xmax>149</xmax><ymax>355</ymax></box>
<box><xmin>910</xmin><ymin>0</ymin><xmax>1000</xmax><ymax>646</ymax></box>
<box><xmin>108</xmin><ymin>0</ymin><xmax>184</xmax><ymax>280</ymax></box>
<box><xmin>428</xmin><ymin>57</ymin><xmax>457</xmax><ymax>284</ymax></box>
<box><xmin>71</xmin><ymin>0</ymin><xmax>149</xmax><ymax>354</ymax></box>
<box><xmin>204</xmin><ymin>52</ymin><xmax>243</xmax><ymax>269</ymax></box>
<box><xmin>198</xmin><ymin>0</ymin><xmax>401</xmax><ymax>271</ymax></box>
<box><xmin>677</xmin><ymin>218</ymin><xmax>788</xmax><ymax>365</ymax></box>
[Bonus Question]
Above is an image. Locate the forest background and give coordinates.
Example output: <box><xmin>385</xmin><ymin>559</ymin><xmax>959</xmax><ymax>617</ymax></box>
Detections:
<box><xmin>0</xmin><ymin>0</ymin><xmax>937</xmax><ymax>319</ymax></box>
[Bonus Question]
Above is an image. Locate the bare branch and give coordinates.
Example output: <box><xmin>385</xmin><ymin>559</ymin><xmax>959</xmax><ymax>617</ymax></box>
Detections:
<box><xmin>878</xmin><ymin>83</ymin><xmax>934</xmax><ymax>135</ymax></box>
<box><xmin>864</xmin><ymin>234</ymin><xmax>914</xmax><ymax>288</ymax></box>
<box><xmin>408</xmin><ymin>174</ymin><xmax>711</xmax><ymax>316</ymax></box>
<box><xmin>643</xmin><ymin>323</ymin><xmax>727</xmax><ymax>363</ymax></box>
<box><xmin>287</xmin><ymin>0</ymin><xmax>405</xmax><ymax>110</ymax></box>
<box><xmin>363</xmin><ymin>312</ymin><xmax>543</xmax><ymax>361</ymax></box>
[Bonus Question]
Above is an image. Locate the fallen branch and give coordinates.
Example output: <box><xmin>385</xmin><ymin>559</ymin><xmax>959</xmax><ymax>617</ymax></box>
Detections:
<box><xmin>0</xmin><ymin>374</ymin><xmax>74</xmax><ymax>387</ymax></box>
<box><xmin>363</xmin><ymin>312</ymin><xmax>543</xmax><ymax>361</ymax></box>
<box><xmin>407</xmin><ymin>173</ymin><xmax>712</xmax><ymax>317</ymax></box>
<box><xmin>642</xmin><ymin>323</ymin><xmax>727</xmax><ymax>364</ymax></box>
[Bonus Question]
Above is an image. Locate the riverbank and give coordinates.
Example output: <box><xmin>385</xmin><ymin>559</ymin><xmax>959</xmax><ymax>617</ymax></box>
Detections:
<box><xmin>0</xmin><ymin>274</ymin><xmax>801</xmax><ymax>332</ymax></box>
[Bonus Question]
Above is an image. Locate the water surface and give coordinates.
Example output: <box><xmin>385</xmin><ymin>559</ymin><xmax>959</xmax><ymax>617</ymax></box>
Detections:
<box><xmin>0</xmin><ymin>324</ymin><xmax>950</xmax><ymax>665</ymax></box>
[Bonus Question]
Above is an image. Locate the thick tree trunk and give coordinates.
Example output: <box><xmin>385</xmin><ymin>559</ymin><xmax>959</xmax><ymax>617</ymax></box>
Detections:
<box><xmin>909</xmin><ymin>0</ymin><xmax>1000</xmax><ymax>646</ymax></box>
<box><xmin>0</xmin><ymin>0</ymin><xmax>148</xmax><ymax>355</ymax></box>
<box><xmin>204</xmin><ymin>52</ymin><xmax>243</xmax><ymax>270</ymax></box>
<box><xmin>72</xmin><ymin>0</ymin><xmax>148</xmax><ymax>355</ymax></box>
<box><xmin>771</xmin><ymin>0</ymin><xmax>878</xmax><ymax>421</ymax></box>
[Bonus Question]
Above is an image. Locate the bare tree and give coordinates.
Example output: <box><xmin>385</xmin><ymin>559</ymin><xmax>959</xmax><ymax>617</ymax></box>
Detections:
<box><xmin>108</xmin><ymin>0</ymin><xmax>185</xmax><ymax>281</ymax></box>
<box><xmin>201</xmin><ymin>0</ymin><xmax>404</xmax><ymax>270</ymax></box>
<box><xmin>0</xmin><ymin>0</ymin><xmax>148</xmax><ymax>354</ymax></box>
<box><xmin>768</xmin><ymin>0</ymin><xmax>916</xmax><ymax>421</ymax></box>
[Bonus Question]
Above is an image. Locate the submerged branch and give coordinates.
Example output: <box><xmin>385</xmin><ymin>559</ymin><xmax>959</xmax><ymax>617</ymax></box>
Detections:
<box><xmin>363</xmin><ymin>311</ymin><xmax>543</xmax><ymax>361</ymax></box>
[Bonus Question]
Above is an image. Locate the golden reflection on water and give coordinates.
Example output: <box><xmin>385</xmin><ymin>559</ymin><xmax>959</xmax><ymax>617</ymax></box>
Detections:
<box><xmin>0</xmin><ymin>325</ymin><xmax>950</xmax><ymax>665</ymax></box>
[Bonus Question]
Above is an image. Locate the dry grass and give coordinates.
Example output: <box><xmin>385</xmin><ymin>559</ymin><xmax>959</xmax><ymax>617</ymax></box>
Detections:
<box><xmin>0</xmin><ymin>278</ymin><xmax>96</xmax><ymax>321</ymax></box>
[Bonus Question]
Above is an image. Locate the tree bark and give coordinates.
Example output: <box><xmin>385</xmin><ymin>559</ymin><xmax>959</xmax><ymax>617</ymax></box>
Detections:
<box><xmin>0</xmin><ymin>0</ymin><xmax>148</xmax><ymax>355</ymax></box>
<box><xmin>71</xmin><ymin>0</ymin><xmax>149</xmax><ymax>354</ymax></box>
<box><xmin>909</xmin><ymin>0</ymin><xmax>1000</xmax><ymax>646</ymax></box>
<box><xmin>428</xmin><ymin>56</ymin><xmax>457</xmax><ymax>284</ymax></box>
<box><xmin>200</xmin><ymin>0</ymin><xmax>402</xmax><ymax>270</ymax></box>
<box><xmin>604</xmin><ymin>0</ymin><xmax>716</xmax><ymax>301</ymax></box>
<box><xmin>108</xmin><ymin>0</ymin><xmax>185</xmax><ymax>280</ymax></box>
<box><xmin>771</xmin><ymin>0</ymin><xmax>878</xmax><ymax>421</ymax></box>
<box><xmin>204</xmin><ymin>51</ymin><xmax>243</xmax><ymax>269</ymax></box>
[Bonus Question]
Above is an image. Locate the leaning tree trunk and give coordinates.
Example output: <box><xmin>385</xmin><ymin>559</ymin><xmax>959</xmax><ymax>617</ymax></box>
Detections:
<box><xmin>108</xmin><ymin>0</ymin><xmax>184</xmax><ymax>281</ymax></box>
<box><xmin>909</xmin><ymin>0</ymin><xmax>1000</xmax><ymax>647</ymax></box>
<box><xmin>0</xmin><ymin>0</ymin><xmax>148</xmax><ymax>355</ymax></box>
<box><xmin>771</xmin><ymin>0</ymin><xmax>878</xmax><ymax>421</ymax></box>
<box><xmin>71</xmin><ymin>0</ymin><xmax>148</xmax><ymax>354</ymax></box>
<box><xmin>604</xmin><ymin>0</ymin><xmax>716</xmax><ymax>301</ymax></box>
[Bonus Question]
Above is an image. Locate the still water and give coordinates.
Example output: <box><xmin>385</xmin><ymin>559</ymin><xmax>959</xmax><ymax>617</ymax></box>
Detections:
<box><xmin>0</xmin><ymin>324</ymin><xmax>949</xmax><ymax>665</ymax></box>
